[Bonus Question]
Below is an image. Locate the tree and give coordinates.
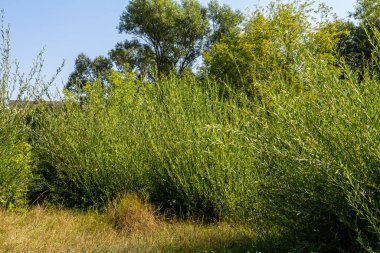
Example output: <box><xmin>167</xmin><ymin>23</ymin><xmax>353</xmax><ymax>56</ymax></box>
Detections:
<box><xmin>66</xmin><ymin>53</ymin><xmax>112</xmax><ymax>94</ymax></box>
<box><xmin>108</xmin><ymin>39</ymin><xmax>155</xmax><ymax>81</ymax></box>
<box><xmin>352</xmin><ymin>0</ymin><xmax>380</xmax><ymax>23</ymax></box>
<box><xmin>118</xmin><ymin>0</ymin><xmax>209</xmax><ymax>77</ymax></box>
<box><xmin>206</xmin><ymin>0</ymin><xmax>244</xmax><ymax>46</ymax></box>
<box><xmin>204</xmin><ymin>0</ymin><xmax>342</xmax><ymax>95</ymax></box>
<box><xmin>336</xmin><ymin>0</ymin><xmax>380</xmax><ymax>73</ymax></box>
<box><xmin>67</xmin><ymin>0</ymin><xmax>246</xmax><ymax>91</ymax></box>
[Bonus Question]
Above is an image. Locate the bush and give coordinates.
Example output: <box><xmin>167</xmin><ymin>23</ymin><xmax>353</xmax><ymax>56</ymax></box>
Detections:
<box><xmin>138</xmin><ymin>75</ymin><xmax>257</xmax><ymax>221</ymax></box>
<box><xmin>32</xmin><ymin>55</ymin><xmax>380</xmax><ymax>251</ymax></box>
<box><xmin>10</xmin><ymin>2</ymin><xmax>379</xmax><ymax>251</ymax></box>
<box><xmin>32</xmin><ymin>72</ymin><xmax>257</xmax><ymax>220</ymax></box>
<box><xmin>0</xmin><ymin>115</ymin><xmax>32</xmax><ymax>209</ymax></box>
<box><xmin>245</xmin><ymin>51</ymin><xmax>380</xmax><ymax>252</ymax></box>
<box><xmin>0</xmin><ymin>15</ymin><xmax>31</xmax><ymax>210</ymax></box>
<box><xmin>31</xmin><ymin>74</ymin><xmax>150</xmax><ymax>208</ymax></box>
<box><xmin>204</xmin><ymin>0</ymin><xmax>342</xmax><ymax>94</ymax></box>
<box><xmin>0</xmin><ymin>12</ymin><xmax>58</xmax><ymax>210</ymax></box>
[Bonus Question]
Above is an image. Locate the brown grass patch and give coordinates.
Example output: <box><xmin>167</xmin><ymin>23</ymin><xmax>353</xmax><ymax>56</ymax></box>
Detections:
<box><xmin>107</xmin><ymin>193</ymin><xmax>157</xmax><ymax>234</ymax></box>
<box><xmin>0</xmin><ymin>205</ymin><xmax>257</xmax><ymax>252</ymax></box>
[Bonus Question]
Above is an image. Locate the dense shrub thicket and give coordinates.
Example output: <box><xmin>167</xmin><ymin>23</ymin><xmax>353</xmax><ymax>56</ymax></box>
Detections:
<box><xmin>1</xmin><ymin>1</ymin><xmax>380</xmax><ymax>252</ymax></box>
<box><xmin>30</xmin><ymin>59</ymin><xmax>380</xmax><ymax>252</ymax></box>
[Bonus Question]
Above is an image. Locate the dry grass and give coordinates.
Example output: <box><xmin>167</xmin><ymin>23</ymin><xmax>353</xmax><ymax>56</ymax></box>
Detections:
<box><xmin>0</xmin><ymin>206</ymin><xmax>256</xmax><ymax>253</ymax></box>
<box><xmin>107</xmin><ymin>193</ymin><xmax>157</xmax><ymax>235</ymax></box>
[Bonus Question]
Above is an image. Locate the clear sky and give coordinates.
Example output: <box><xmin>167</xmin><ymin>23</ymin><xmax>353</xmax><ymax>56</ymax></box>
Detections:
<box><xmin>1</xmin><ymin>0</ymin><xmax>357</xmax><ymax>90</ymax></box>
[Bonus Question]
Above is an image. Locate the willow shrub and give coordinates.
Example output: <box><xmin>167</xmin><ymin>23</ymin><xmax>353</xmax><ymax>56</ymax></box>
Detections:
<box><xmin>31</xmin><ymin>72</ymin><xmax>149</xmax><ymax>208</ymax></box>
<box><xmin>136</xmin><ymin>75</ymin><xmax>258</xmax><ymax>220</ymax></box>
<box><xmin>32</xmin><ymin>55</ymin><xmax>379</xmax><ymax>251</ymax></box>
<box><xmin>31</xmin><ymin>30</ymin><xmax>379</xmax><ymax>253</ymax></box>
<box><xmin>246</xmin><ymin>50</ymin><xmax>380</xmax><ymax>252</ymax></box>
<box><xmin>0</xmin><ymin>14</ymin><xmax>33</xmax><ymax>210</ymax></box>
<box><xmin>0</xmin><ymin>112</ymin><xmax>32</xmax><ymax>210</ymax></box>
<box><xmin>32</xmin><ymin>71</ymin><xmax>258</xmax><ymax>219</ymax></box>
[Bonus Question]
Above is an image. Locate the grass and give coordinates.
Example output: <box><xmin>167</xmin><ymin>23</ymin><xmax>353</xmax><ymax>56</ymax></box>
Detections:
<box><xmin>0</xmin><ymin>206</ymin><xmax>257</xmax><ymax>253</ymax></box>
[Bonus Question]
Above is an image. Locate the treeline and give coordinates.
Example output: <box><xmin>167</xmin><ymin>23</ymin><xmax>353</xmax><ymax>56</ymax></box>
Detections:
<box><xmin>1</xmin><ymin>1</ymin><xmax>380</xmax><ymax>252</ymax></box>
<box><xmin>68</xmin><ymin>0</ymin><xmax>380</xmax><ymax>95</ymax></box>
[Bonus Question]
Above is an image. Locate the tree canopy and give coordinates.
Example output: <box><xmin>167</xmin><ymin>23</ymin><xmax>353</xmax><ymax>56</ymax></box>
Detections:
<box><xmin>118</xmin><ymin>0</ymin><xmax>209</xmax><ymax>77</ymax></box>
<box><xmin>206</xmin><ymin>0</ymin><xmax>244</xmax><ymax>46</ymax></box>
<box><xmin>203</xmin><ymin>0</ymin><xmax>343</xmax><ymax>96</ymax></box>
<box><xmin>66</xmin><ymin>0</ymin><xmax>380</xmax><ymax>95</ymax></box>
<box><xmin>66</xmin><ymin>54</ymin><xmax>112</xmax><ymax>94</ymax></box>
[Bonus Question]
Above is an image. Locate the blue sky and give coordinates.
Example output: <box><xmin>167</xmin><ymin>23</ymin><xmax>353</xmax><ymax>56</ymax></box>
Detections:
<box><xmin>1</xmin><ymin>0</ymin><xmax>357</xmax><ymax>90</ymax></box>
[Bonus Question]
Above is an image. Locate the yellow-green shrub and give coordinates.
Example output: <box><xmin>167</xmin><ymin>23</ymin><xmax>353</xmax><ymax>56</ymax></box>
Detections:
<box><xmin>0</xmin><ymin>113</ymin><xmax>32</xmax><ymax>210</ymax></box>
<box><xmin>204</xmin><ymin>0</ymin><xmax>343</xmax><ymax>95</ymax></box>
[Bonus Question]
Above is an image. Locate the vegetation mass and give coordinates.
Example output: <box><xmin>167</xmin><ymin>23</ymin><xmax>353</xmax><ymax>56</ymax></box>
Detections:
<box><xmin>1</xmin><ymin>0</ymin><xmax>380</xmax><ymax>252</ymax></box>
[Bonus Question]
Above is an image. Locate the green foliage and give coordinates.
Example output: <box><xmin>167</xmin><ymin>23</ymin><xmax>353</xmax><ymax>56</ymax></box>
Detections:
<box><xmin>32</xmin><ymin>72</ymin><xmax>148</xmax><ymax>208</ymax></box>
<box><xmin>204</xmin><ymin>0</ymin><xmax>342</xmax><ymax>95</ymax></box>
<box><xmin>0</xmin><ymin>114</ymin><xmax>32</xmax><ymax>210</ymax></box>
<box><xmin>135</xmin><ymin>76</ymin><xmax>256</xmax><ymax>220</ymax></box>
<box><xmin>70</xmin><ymin>0</ymin><xmax>245</xmax><ymax>88</ymax></box>
<box><xmin>247</xmin><ymin>55</ymin><xmax>379</xmax><ymax>252</ymax></box>
<box><xmin>108</xmin><ymin>40</ymin><xmax>155</xmax><ymax>80</ymax></box>
<box><xmin>32</xmin><ymin>3</ymin><xmax>380</xmax><ymax>248</ymax></box>
<box><xmin>118</xmin><ymin>0</ymin><xmax>209</xmax><ymax>76</ymax></box>
<box><xmin>66</xmin><ymin>53</ymin><xmax>113</xmax><ymax>95</ymax></box>
<box><xmin>206</xmin><ymin>0</ymin><xmax>244</xmax><ymax>46</ymax></box>
<box><xmin>0</xmin><ymin>14</ymin><xmax>32</xmax><ymax>210</ymax></box>
<box><xmin>34</xmin><ymin>52</ymin><xmax>380</xmax><ymax>251</ymax></box>
<box><xmin>337</xmin><ymin>0</ymin><xmax>380</xmax><ymax>74</ymax></box>
<box><xmin>3</xmin><ymin>1</ymin><xmax>380</xmax><ymax>252</ymax></box>
<box><xmin>33</xmin><ymin>71</ymin><xmax>256</xmax><ymax>218</ymax></box>
<box><xmin>352</xmin><ymin>0</ymin><xmax>380</xmax><ymax>24</ymax></box>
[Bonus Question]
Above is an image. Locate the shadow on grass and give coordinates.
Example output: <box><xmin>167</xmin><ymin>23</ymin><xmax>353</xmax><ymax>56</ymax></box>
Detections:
<box><xmin>160</xmin><ymin>231</ymin><xmax>357</xmax><ymax>253</ymax></box>
<box><xmin>161</xmin><ymin>233</ymin><xmax>257</xmax><ymax>253</ymax></box>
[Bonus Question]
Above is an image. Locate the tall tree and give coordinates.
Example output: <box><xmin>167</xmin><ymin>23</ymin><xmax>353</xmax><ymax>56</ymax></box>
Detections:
<box><xmin>108</xmin><ymin>39</ymin><xmax>155</xmax><ymax>81</ymax></box>
<box><xmin>118</xmin><ymin>0</ymin><xmax>209</xmax><ymax>77</ymax></box>
<box><xmin>66</xmin><ymin>53</ymin><xmax>112</xmax><ymax>94</ymax></box>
